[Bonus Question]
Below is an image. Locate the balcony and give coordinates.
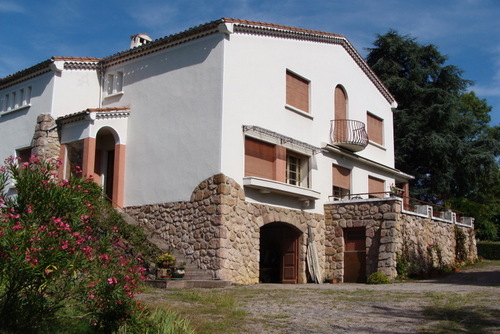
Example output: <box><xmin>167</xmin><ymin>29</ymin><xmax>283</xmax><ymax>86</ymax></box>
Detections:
<box><xmin>330</xmin><ymin>119</ymin><xmax>368</xmax><ymax>152</ymax></box>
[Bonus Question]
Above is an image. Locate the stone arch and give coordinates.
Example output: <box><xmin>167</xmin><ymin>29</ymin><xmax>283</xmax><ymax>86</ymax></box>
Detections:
<box><xmin>94</xmin><ymin>126</ymin><xmax>125</xmax><ymax>207</ymax></box>
<box><xmin>260</xmin><ymin>221</ymin><xmax>303</xmax><ymax>284</ymax></box>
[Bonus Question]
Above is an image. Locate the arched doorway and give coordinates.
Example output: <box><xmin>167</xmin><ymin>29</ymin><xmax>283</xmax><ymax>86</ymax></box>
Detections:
<box><xmin>260</xmin><ymin>223</ymin><xmax>302</xmax><ymax>284</ymax></box>
<box><xmin>95</xmin><ymin>128</ymin><xmax>117</xmax><ymax>203</ymax></box>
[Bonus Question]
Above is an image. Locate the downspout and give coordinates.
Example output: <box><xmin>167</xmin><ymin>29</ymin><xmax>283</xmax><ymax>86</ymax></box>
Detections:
<box><xmin>98</xmin><ymin>61</ymin><xmax>104</xmax><ymax>108</ymax></box>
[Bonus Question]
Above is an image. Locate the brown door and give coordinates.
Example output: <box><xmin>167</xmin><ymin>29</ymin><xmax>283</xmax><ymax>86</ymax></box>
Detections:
<box><xmin>105</xmin><ymin>149</ymin><xmax>115</xmax><ymax>202</ymax></box>
<box><xmin>334</xmin><ymin>86</ymin><xmax>348</xmax><ymax>141</ymax></box>
<box><xmin>282</xmin><ymin>234</ymin><xmax>298</xmax><ymax>284</ymax></box>
<box><xmin>343</xmin><ymin>227</ymin><xmax>366</xmax><ymax>283</ymax></box>
<box><xmin>260</xmin><ymin>223</ymin><xmax>300</xmax><ymax>284</ymax></box>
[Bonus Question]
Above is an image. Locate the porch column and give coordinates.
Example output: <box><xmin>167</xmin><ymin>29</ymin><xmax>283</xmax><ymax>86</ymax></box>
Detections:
<box><xmin>58</xmin><ymin>144</ymin><xmax>67</xmax><ymax>180</ymax></box>
<box><xmin>112</xmin><ymin>144</ymin><xmax>126</xmax><ymax>208</ymax></box>
<box><xmin>82</xmin><ymin>137</ymin><xmax>96</xmax><ymax>179</ymax></box>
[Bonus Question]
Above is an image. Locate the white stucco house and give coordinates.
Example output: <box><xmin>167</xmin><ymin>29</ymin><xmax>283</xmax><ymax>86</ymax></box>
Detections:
<box><xmin>1</xmin><ymin>18</ymin><xmax>474</xmax><ymax>284</ymax></box>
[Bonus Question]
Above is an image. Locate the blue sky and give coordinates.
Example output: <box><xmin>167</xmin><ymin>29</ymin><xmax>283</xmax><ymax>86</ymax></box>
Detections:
<box><xmin>1</xmin><ymin>0</ymin><xmax>498</xmax><ymax>125</ymax></box>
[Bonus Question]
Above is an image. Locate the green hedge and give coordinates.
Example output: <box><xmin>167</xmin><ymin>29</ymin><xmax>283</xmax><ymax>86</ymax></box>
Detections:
<box><xmin>477</xmin><ymin>241</ymin><xmax>500</xmax><ymax>260</ymax></box>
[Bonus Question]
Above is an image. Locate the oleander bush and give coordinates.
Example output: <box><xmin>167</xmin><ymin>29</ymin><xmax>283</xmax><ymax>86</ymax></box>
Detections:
<box><xmin>0</xmin><ymin>156</ymin><xmax>147</xmax><ymax>333</ymax></box>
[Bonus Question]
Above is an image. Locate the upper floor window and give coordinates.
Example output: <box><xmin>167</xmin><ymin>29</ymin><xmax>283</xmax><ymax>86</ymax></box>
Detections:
<box><xmin>1</xmin><ymin>85</ymin><xmax>32</xmax><ymax>114</ymax></box>
<box><xmin>332</xmin><ymin>164</ymin><xmax>351</xmax><ymax>200</ymax></box>
<box><xmin>368</xmin><ymin>176</ymin><xmax>385</xmax><ymax>198</ymax></box>
<box><xmin>286</xmin><ymin>152</ymin><xmax>308</xmax><ymax>187</ymax></box>
<box><xmin>245</xmin><ymin>136</ymin><xmax>310</xmax><ymax>187</ymax></box>
<box><xmin>286</xmin><ymin>70</ymin><xmax>309</xmax><ymax>113</ymax></box>
<box><xmin>105</xmin><ymin>71</ymin><xmax>124</xmax><ymax>96</ymax></box>
<box><xmin>367</xmin><ymin>112</ymin><xmax>384</xmax><ymax>146</ymax></box>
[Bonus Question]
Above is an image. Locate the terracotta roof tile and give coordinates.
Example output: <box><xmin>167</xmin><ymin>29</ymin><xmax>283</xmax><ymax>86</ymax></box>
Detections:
<box><xmin>222</xmin><ymin>18</ymin><xmax>344</xmax><ymax>38</ymax></box>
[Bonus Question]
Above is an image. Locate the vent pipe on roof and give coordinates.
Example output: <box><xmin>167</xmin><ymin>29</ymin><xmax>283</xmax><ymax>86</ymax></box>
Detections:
<box><xmin>130</xmin><ymin>33</ymin><xmax>152</xmax><ymax>48</ymax></box>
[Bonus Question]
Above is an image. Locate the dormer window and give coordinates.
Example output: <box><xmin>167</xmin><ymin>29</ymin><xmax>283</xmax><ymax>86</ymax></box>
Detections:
<box><xmin>104</xmin><ymin>71</ymin><xmax>124</xmax><ymax>97</ymax></box>
<box><xmin>1</xmin><ymin>85</ymin><xmax>32</xmax><ymax>115</ymax></box>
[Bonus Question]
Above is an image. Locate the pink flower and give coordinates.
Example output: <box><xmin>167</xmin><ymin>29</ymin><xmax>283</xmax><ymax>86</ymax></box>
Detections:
<box><xmin>107</xmin><ymin>277</ymin><xmax>118</xmax><ymax>285</ymax></box>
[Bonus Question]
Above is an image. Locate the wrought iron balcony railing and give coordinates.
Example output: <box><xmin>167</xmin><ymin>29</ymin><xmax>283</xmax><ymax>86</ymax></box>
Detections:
<box><xmin>330</xmin><ymin>119</ymin><xmax>368</xmax><ymax>152</ymax></box>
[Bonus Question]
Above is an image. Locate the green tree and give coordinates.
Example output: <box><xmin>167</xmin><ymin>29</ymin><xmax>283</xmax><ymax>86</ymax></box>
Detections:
<box><xmin>366</xmin><ymin>30</ymin><xmax>500</xmax><ymax>240</ymax></box>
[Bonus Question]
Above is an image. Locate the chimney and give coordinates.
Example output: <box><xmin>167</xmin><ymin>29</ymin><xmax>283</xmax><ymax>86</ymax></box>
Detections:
<box><xmin>130</xmin><ymin>33</ymin><xmax>152</xmax><ymax>48</ymax></box>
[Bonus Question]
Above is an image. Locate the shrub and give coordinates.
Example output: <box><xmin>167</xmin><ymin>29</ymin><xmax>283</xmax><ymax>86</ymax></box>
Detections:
<box><xmin>366</xmin><ymin>272</ymin><xmax>392</xmax><ymax>284</ymax></box>
<box><xmin>0</xmin><ymin>156</ymin><xmax>146</xmax><ymax>332</ymax></box>
<box><xmin>477</xmin><ymin>241</ymin><xmax>500</xmax><ymax>260</ymax></box>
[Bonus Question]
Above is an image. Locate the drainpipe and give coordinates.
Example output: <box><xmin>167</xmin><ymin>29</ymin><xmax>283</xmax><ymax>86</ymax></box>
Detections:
<box><xmin>98</xmin><ymin>62</ymin><xmax>104</xmax><ymax>108</ymax></box>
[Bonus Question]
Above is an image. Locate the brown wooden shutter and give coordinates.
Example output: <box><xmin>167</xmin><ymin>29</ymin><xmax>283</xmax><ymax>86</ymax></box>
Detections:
<box><xmin>245</xmin><ymin>137</ymin><xmax>275</xmax><ymax>180</ymax></box>
<box><xmin>334</xmin><ymin>86</ymin><xmax>347</xmax><ymax>120</ymax></box>
<box><xmin>286</xmin><ymin>71</ymin><xmax>309</xmax><ymax>112</ymax></box>
<box><xmin>367</xmin><ymin>113</ymin><xmax>383</xmax><ymax>145</ymax></box>
<box><xmin>368</xmin><ymin>176</ymin><xmax>385</xmax><ymax>198</ymax></box>
<box><xmin>332</xmin><ymin>165</ymin><xmax>351</xmax><ymax>190</ymax></box>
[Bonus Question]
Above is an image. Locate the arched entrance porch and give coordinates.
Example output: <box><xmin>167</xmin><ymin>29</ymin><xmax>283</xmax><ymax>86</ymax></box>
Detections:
<box><xmin>259</xmin><ymin>222</ymin><xmax>302</xmax><ymax>284</ymax></box>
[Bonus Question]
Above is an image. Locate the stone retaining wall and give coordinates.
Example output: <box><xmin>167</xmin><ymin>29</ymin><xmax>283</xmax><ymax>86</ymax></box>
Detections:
<box><xmin>124</xmin><ymin>174</ymin><xmax>325</xmax><ymax>284</ymax></box>
<box><xmin>324</xmin><ymin>199</ymin><xmax>477</xmax><ymax>280</ymax></box>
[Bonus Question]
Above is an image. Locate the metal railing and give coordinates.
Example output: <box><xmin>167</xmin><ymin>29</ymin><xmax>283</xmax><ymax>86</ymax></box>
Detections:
<box><xmin>328</xmin><ymin>191</ymin><xmax>474</xmax><ymax>227</ymax></box>
<box><xmin>330</xmin><ymin>119</ymin><xmax>369</xmax><ymax>152</ymax></box>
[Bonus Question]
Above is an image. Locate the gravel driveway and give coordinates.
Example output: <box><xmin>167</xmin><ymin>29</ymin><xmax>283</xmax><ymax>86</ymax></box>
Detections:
<box><xmin>231</xmin><ymin>262</ymin><xmax>500</xmax><ymax>333</ymax></box>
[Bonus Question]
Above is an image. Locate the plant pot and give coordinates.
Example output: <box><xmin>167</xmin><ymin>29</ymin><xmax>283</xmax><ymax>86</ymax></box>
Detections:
<box><xmin>157</xmin><ymin>267</ymin><xmax>173</xmax><ymax>280</ymax></box>
<box><xmin>172</xmin><ymin>267</ymin><xmax>185</xmax><ymax>279</ymax></box>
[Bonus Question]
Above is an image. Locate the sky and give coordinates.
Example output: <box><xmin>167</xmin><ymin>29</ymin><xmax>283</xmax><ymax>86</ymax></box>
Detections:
<box><xmin>0</xmin><ymin>0</ymin><xmax>499</xmax><ymax>125</ymax></box>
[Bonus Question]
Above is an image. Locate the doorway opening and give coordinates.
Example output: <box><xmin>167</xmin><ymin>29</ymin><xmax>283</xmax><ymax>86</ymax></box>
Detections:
<box><xmin>95</xmin><ymin>129</ymin><xmax>117</xmax><ymax>203</ymax></box>
<box><xmin>260</xmin><ymin>222</ymin><xmax>302</xmax><ymax>284</ymax></box>
<box><xmin>343</xmin><ymin>227</ymin><xmax>367</xmax><ymax>283</ymax></box>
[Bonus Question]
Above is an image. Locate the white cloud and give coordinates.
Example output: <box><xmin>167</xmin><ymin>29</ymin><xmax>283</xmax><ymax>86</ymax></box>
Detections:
<box><xmin>0</xmin><ymin>1</ymin><xmax>24</xmax><ymax>13</ymax></box>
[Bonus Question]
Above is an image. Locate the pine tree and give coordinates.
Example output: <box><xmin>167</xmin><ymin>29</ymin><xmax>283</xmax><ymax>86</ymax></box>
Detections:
<box><xmin>366</xmin><ymin>30</ymin><xmax>499</xmax><ymax>240</ymax></box>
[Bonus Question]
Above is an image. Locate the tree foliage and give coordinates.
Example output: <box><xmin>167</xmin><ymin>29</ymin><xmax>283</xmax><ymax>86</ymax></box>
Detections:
<box><xmin>366</xmin><ymin>30</ymin><xmax>500</xmax><ymax>240</ymax></box>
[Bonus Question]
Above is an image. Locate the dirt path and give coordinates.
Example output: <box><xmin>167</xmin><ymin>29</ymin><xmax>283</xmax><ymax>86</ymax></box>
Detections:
<box><xmin>232</xmin><ymin>262</ymin><xmax>500</xmax><ymax>333</ymax></box>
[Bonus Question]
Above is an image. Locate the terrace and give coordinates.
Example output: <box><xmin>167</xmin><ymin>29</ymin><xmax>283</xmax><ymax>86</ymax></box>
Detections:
<box><xmin>328</xmin><ymin>191</ymin><xmax>474</xmax><ymax>228</ymax></box>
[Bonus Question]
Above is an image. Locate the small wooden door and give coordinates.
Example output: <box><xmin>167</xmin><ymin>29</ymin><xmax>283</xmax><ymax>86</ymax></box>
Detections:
<box><xmin>260</xmin><ymin>223</ymin><xmax>300</xmax><ymax>284</ymax></box>
<box><xmin>282</xmin><ymin>234</ymin><xmax>298</xmax><ymax>284</ymax></box>
<box><xmin>343</xmin><ymin>227</ymin><xmax>366</xmax><ymax>283</ymax></box>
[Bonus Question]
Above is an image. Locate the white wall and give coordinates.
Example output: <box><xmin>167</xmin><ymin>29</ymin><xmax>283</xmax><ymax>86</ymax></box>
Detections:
<box><xmin>102</xmin><ymin>35</ymin><xmax>226</xmax><ymax>206</ymax></box>
<box><xmin>0</xmin><ymin>72</ymin><xmax>55</xmax><ymax>162</ymax></box>
<box><xmin>52</xmin><ymin>68</ymin><xmax>100</xmax><ymax>118</ymax></box>
<box><xmin>220</xmin><ymin>33</ymin><xmax>396</xmax><ymax>212</ymax></box>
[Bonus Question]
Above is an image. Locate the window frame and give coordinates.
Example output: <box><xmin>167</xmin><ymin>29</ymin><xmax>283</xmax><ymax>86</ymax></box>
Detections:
<box><xmin>285</xmin><ymin>69</ymin><xmax>311</xmax><ymax>116</ymax></box>
<box><xmin>104</xmin><ymin>70</ymin><xmax>124</xmax><ymax>98</ymax></box>
<box><xmin>0</xmin><ymin>85</ymin><xmax>32</xmax><ymax>116</ymax></box>
<box><xmin>366</xmin><ymin>112</ymin><xmax>384</xmax><ymax>146</ymax></box>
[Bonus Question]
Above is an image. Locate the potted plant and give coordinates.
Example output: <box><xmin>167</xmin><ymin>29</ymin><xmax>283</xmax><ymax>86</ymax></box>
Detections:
<box><xmin>156</xmin><ymin>253</ymin><xmax>176</xmax><ymax>268</ymax></box>
<box><xmin>389</xmin><ymin>184</ymin><xmax>404</xmax><ymax>197</ymax></box>
<box><xmin>156</xmin><ymin>253</ymin><xmax>176</xmax><ymax>280</ymax></box>
<box><xmin>172</xmin><ymin>261</ymin><xmax>186</xmax><ymax>279</ymax></box>
<box><xmin>324</xmin><ymin>272</ymin><xmax>339</xmax><ymax>284</ymax></box>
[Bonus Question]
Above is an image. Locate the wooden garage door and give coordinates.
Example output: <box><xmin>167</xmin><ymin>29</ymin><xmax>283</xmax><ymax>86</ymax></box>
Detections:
<box><xmin>343</xmin><ymin>227</ymin><xmax>366</xmax><ymax>283</ymax></box>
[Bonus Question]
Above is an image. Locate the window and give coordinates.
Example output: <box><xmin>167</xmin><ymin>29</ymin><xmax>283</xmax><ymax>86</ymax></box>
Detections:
<box><xmin>286</xmin><ymin>70</ymin><xmax>309</xmax><ymax>113</ymax></box>
<box><xmin>286</xmin><ymin>153</ymin><xmax>308</xmax><ymax>187</ymax></box>
<box><xmin>367</xmin><ymin>112</ymin><xmax>384</xmax><ymax>146</ymax></box>
<box><xmin>245</xmin><ymin>137</ymin><xmax>309</xmax><ymax>187</ymax></box>
<box><xmin>245</xmin><ymin>137</ymin><xmax>276</xmax><ymax>180</ymax></box>
<box><xmin>16</xmin><ymin>148</ymin><xmax>32</xmax><ymax>164</ymax></box>
<box><xmin>1</xmin><ymin>86</ymin><xmax>32</xmax><ymax>114</ymax></box>
<box><xmin>332</xmin><ymin>164</ymin><xmax>351</xmax><ymax>200</ymax></box>
<box><xmin>368</xmin><ymin>176</ymin><xmax>385</xmax><ymax>198</ymax></box>
<box><xmin>105</xmin><ymin>71</ymin><xmax>124</xmax><ymax>96</ymax></box>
